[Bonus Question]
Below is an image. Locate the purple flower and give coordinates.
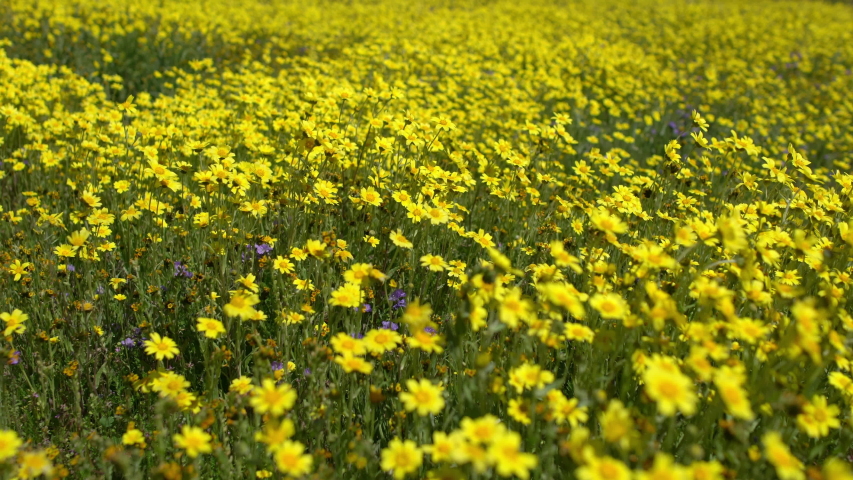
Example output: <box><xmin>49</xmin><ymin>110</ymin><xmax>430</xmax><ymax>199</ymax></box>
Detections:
<box><xmin>381</xmin><ymin>321</ymin><xmax>399</xmax><ymax>331</ymax></box>
<box><xmin>389</xmin><ymin>289</ymin><xmax>407</xmax><ymax>302</ymax></box>
<box><xmin>303</xmin><ymin>368</ymin><xmax>312</xmax><ymax>376</ymax></box>
<box><xmin>362</xmin><ymin>304</ymin><xmax>372</xmax><ymax>313</ymax></box>
<box><xmin>271</xmin><ymin>361</ymin><xmax>284</xmax><ymax>371</ymax></box>
<box><xmin>424</xmin><ymin>326</ymin><xmax>436</xmax><ymax>334</ymax></box>
<box><xmin>173</xmin><ymin>261</ymin><xmax>193</xmax><ymax>278</ymax></box>
<box><xmin>254</xmin><ymin>243</ymin><xmax>273</xmax><ymax>256</ymax></box>
<box><xmin>8</xmin><ymin>351</ymin><xmax>21</xmax><ymax>365</ymax></box>
<box><xmin>121</xmin><ymin>338</ymin><xmax>136</xmax><ymax>347</ymax></box>
<box><xmin>389</xmin><ymin>289</ymin><xmax>408</xmax><ymax>309</ymax></box>
<box><xmin>66</xmin><ymin>264</ymin><xmax>76</xmax><ymax>272</ymax></box>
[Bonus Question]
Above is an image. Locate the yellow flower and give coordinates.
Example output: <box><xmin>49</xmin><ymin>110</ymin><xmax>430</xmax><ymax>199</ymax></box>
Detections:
<box><xmin>460</xmin><ymin>415</ymin><xmax>506</xmax><ymax>444</ymax></box>
<box><xmin>1</xmin><ymin>309</ymin><xmax>28</xmax><ymax>336</ymax></box>
<box><xmin>763</xmin><ymin>431</ymin><xmax>804</xmax><ymax>480</ymax></box>
<box><xmin>196</xmin><ymin>317</ymin><xmax>226</xmax><ymax>339</ymax></box>
<box><xmin>380</xmin><ymin>438</ymin><xmax>423</xmax><ymax>480</ymax></box>
<box><xmin>229</xmin><ymin>376</ymin><xmax>254</xmax><ymax>395</ymax></box>
<box><xmin>53</xmin><ymin>244</ymin><xmax>78</xmax><ymax>258</ymax></box>
<box><xmin>363</xmin><ymin>235</ymin><xmax>380</xmax><ymax>247</ymax></box>
<box><xmin>293</xmin><ymin>278</ymin><xmax>314</xmax><ymax>291</ymax></box>
<box><xmin>363</xmin><ymin>328</ymin><xmax>402</xmax><ymax>353</ymax></box>
<box><xmin>254</xmin><ymin>418</ymin><xmax>295</xmax><ymax>449</ymax></box>
<box><xmin>250</xmin><ymin>379</ymin><xmax>297</xmax><ymax>416</ymax></box>
<box><xmin>600</xmin><ymin>400</ymin><xmax>634</xmax><ymax>449</ymax></box>
<box><xmin>487</xmin><ymin>430</ymin><xmax>537</xmax><ymax>480</ymax></box>
<box><xmin>399</xmin><ymin>379</ymin><xmax>445</xmax><ymax>416</ymax></box>
<box><xmin>401</xmin><ymin>300</ymin><xmax>433</xmax><ymax>330</ymax></box>
<box><xmin>343</xmin><ymin>263</ymin><xmax>374</xmax><ymax>285</ymax></box>
<box><xmin>152</xmin><ymin>372</ymin><xmax>190</xmax><ymax>398</ymax></box>
<box><xmin>713</xmin><ymin>369</ymin><xmax>754</xmax><ymax>421</ymax></box>
<box><xmin>236</xmin><ymin>273</ymin><xmax>259</xmax><ymax>292</ymax></box>
<box><xmin>564</xmin><ymin>323</ymin><xmax>594</xmax><ymax>343</ymax></box>
<box><xmin>589</xmin><ymin>210</ymin><xmax>628</xmax><ymax>235</ymax></box>
<box><xmin>334</xmin><ymin>354</ymin><xmax>374</xmax><ymax>375</ymax></box>
<box><xmin>576</xmin><ymin>454</ymin><xmax>631</xmax><ymax>480</ymax></box>
<box><xmin>419</xmin><ymin>254</ymin><xmax>447</xmax><ymax>271</ymax></box>
<box><xmin>470</xmin><ymin>229</ymin><xmax>495</xmax><ymax>248</ymax></box>
<box><xmin>305</xmin><ymin>239</ymin><xmax>326</xmax><ymax>258</ymax></box>
<box><xmin>406</xmin><ymin>330</ymin><xmax>444</xmax><ymax>354</ymax></box>
<box><xmin>122</xmin><ymin>427</ymin><xmax>145</xmax><ymax>446</ymax></box>
<box><xmin>796</xmin><ymin>395</ymin><xmax>840</xmax><ymax>438</ymax></box>
<box><xmin>499</xmin><ymin>287</ymin><xmax>533</xmax><ymax>328</ymax></box>
<box><xmin>542</xmin><ymin>282</ymin><xmax>587</xmax><ymax>319</ymax></box>
<box><xmin>636</xmin><ymin>453</ymin><xmax>689</xmax><ymax>480</ymax></box>
<box><xmin>548</xmin><ymin>392</ymin><xmax>588</xmax><ymax>427</ymax></box>
<box><xmin>290</xmin><ymin>247</ymin><xmax>308</xmax><ymax>261</ymax></box>
<box><xmin>272</xmin><ymin>256</ymin><xmax>294</xmax><ymax>274</ymax></box>
<box><xmin>507</xmin><ymin>398</ymin><xmax>531</xmax><ymax>425</ymax></box>
<box><xmin>690</xmin><ymin>461</ymin><xmax>724</xmax><ymax>480</ymax></box>
<box><xmin>329</xmin><ymin>283</ymin><xmax>363</xmax><ymax>308</ymax></box>
<box><xmin>173</xmin><ymin>425</ymin><xmax>212</xmax><ymax>458</ymax></box>
<box><xmin>424</xmin><ymin>432</ymin><xmax>458</xmax><ymax>463</ymax></box>
<box><xmin>643</xmin><ymin>364</ymin><xmax>697</xmax><ymax>416</ymax></box>
<box><xmin>330</xmin><ymin>333</ymin><xmax>366</xmax><ymax>355</ymax></box>
<box><xmin>273</xmin><ymin>440</ymin><xmax>313</xmax><ymax>476</ymax></box>
<box><xmin>224</xmin><ymin>292</ymin><xmax>260</xmax><ymax>320</ymax></box>
<box><xmin>509</xmin><ymin>362</ymin><xmax>555</xmax><ymax>393</ymax></box>
<box><xmin>0</xmin><ymin>429</ymin><xmax>22</xmax><ymax>461</ymax></box>
<box><xmin>360</xmin><ymin>187</ymin><xmax>382</xmax><ymax>206</ymax></box>
<box><xmin>16</xmin><ymin>450</ymin><xmax>53</xmax><ymax>479</ymax></box>
<box><xmin>389</xmin><ymin>229</ymin><xmax>414</xmax><ymax>249</ymax></box>
<box><xmin>143</xmin><ymin>333</ymin><xmax>180</xmax><ymax>361</ymax></box>
<box><xmin>589</xmin><ymin>293</ymin><xmax>629</xmax><ymax>321</ymax></box>
<box><xmin>7</xmin><ymin>259</ymin><xmax>31</xmax><ymax>281</ymax></box>
<box><xmin>314</xmin><ymin>179</ymin><xmax>339</xmax><ymax>204</ymax></box>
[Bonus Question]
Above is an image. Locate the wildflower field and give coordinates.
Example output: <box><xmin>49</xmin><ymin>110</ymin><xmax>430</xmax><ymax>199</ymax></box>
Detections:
<box><xmin>2</xmin><ymin>0</ymin><xmax>853</xmax><ymax>478</ymax></box>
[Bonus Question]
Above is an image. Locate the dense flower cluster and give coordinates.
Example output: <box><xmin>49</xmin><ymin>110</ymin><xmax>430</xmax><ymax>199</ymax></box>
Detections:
<box><xmin>1</xmin><ymin>0</ymin><xmax>853</xmax><ymax>478</ymax></box>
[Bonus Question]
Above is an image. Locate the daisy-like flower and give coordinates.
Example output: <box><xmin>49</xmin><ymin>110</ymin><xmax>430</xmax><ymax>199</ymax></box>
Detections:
<box><xmin>16</xmin><ymin>450</ymin><xmax>53</xmax><ymax>479</ymax></box>
<box><xmin>274</xmin><ymin>440</ymin><xmax>313</xmax><ymax>476</ymax></box>
<box><xmin>380</xmin><ymin>438</ymin><xmax>423</xmax><ymax>480</ymax></box>
<box><xmin>329</xmin><ymin>283</ymin><xmax>363</xmax><ymax>308</ymax></box>
<box><xmin>589</xmin><ymin>293</ymin><xmax>630</xmax><ymax>321</ymax></box>
<box><xmin>229</xmin><ymin>376</ymin><xmax>254</xmax><ymax>395</ymax></box>
<box><xmin>330</xmin><ymin>333</ymin><xmax>366</xmax><ymax>355</ymax></box>
<box><xmin>53</xmin><ymin>244</ymin><xmax>78</xmax><ymax>258</ymax></box>
<box><xmin>122</xmin><ymin>425</ymin><xmax>145</xmax><ymax>447</ymax></box>
<box><xmin>797</xmin><ymin>395</ymin><xmax>840</xmax><ymax>438</ymax></box>
<box><xmin>173</xmin><ymin>425</ymin><xmax>212</xmax><ymax>458</ymax></box>
<box><xmin>143</xmin><ymin>333</ymin><xmax>179</xmax><ymax>360</ymax></box>
<box><xmin>224</xmin><ymin>292</ymin><xmax>260</xmax><ymax>320</ymax></box>
<box><xmin>419</xmin><ymin>254</ymin><xmax>447</xmax><ymax>271</ymax></box>
<box><xmin>7</xmin><ymin>259</ymin><xmax>32</xmax><ymax>281</ymax></box>
<box><xmin>0</xmin><ymin>429</ymin><xmax>22</xmax><ymax>461</ymax></box>
<box><xmin>250</xmin><ymin>378</ymin><xmax>297</xmax><ymax>416</ymax></box>
<box><xmin>643</xmin><ymin>364</ymin><xmax>697</xmax><ymax>416</ymax></box>
<box><xmin>196</xmin><ymin>317</ymin><xmax>226</xmax><ymax>339</ymax></box>
<box><xmin>363</xmin><ymin>328</ymin><xmax>403</xmax><ymax>353</ymax></box>
<box><xmin>399</xmin><ymin>379</ymin><xmax>445</xmax><ymax>416</ymax></box>
<box><xmin>272</xmin><ymin>255</ymin><xmax>294</xmax><ymax>274</ymax></box>
<box><xmin>1</xmin><ymin>309</ymin><xmax>28</xmax><ymax>336</ymax></box>
<box><xmin>487</xmin><ymin>430</ymin><xmax>537</xmax><ymax>479</ymax></box>
<box><xmin>389</xmin><ymin>229</ymin><xmax>413</xmax><ymax>249</ymax></box>
<box><xmin>589</xmin><ymin>210</ymin><xmax>628</xmax><ymax>235</ymax></box>
<box><xmin>334</xmin><ymin>354</ymin><xmax>373</xmax><ymax>375</ymax></box>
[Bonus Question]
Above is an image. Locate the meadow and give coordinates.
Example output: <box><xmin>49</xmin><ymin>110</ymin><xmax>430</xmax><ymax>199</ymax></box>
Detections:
<box><xmin>1</xmin><ymin>0</ymin><xmax>853</xmax><ymax>478</ymax></box>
